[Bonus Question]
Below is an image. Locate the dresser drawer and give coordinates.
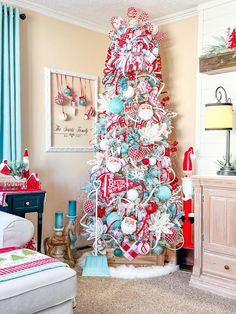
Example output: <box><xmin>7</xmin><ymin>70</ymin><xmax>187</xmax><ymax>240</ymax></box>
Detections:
<box><xmin>203</xmin><ymin>251</ymin><xmax>236</xmax><ymax>281</ymax></box>
<box><xmin>12</xmin><ymin>195</ymin><xmax>42</xmax><ymax>213</ymax></box>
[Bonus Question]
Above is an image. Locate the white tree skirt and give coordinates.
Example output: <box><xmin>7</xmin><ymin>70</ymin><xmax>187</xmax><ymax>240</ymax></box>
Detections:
<box><xmin>78</xmin><ymin>252</ymin><xmax>179</xmax><ymax>279</ymax></box>
<box><xmin>109</xmin><ymin>264</ymin><xmax>179</xmax><ymax>279</ymax></box>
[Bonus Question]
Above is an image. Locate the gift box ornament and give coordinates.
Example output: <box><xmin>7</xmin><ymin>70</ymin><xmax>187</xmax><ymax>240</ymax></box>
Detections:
<box><xmin>122</xmin><ymin>242</ymin><xmax>138</xmax><ymax>261</ymax></box>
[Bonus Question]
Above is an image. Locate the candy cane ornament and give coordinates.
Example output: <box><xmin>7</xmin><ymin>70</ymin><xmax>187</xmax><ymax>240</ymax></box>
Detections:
<box><xmin>84</xmin><ymin>106</ymin><xmax>96</xmax><ymax>120</ymax></box>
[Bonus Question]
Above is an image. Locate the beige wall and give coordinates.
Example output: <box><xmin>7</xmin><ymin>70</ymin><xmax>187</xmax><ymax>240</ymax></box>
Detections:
<box><xmin>20</xmin><ymin>10</ymin><xmax>109</xmax><ymax>239</ymax></box>
<box><xmin>159</xmin><ymin>16</ymin><xmax>198</xmax><ymax>177</ymax></box>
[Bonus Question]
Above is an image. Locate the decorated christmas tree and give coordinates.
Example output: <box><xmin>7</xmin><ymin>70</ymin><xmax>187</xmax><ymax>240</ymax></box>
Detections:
<box><xmin>80</xmin><ymin>8</ymin><xmax>183</xmax><ymax>261</ymax></box>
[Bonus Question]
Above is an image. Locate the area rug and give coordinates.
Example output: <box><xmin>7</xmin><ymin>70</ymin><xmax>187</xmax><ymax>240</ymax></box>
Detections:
<box><xmin>75</xmin><ymin>271</ymin><xmax>236</xmax><ymax>314</ymax></box>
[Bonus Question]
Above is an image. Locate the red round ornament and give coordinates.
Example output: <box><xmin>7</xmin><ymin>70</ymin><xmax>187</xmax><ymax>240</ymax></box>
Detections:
<box><xmin>127</xmin><ymin>7</ymin><xmax>137</xmax><ymax>18</ymax></box>
<box><xmin>97</xmin><ymin>206</ymin><xmax>106</xmax><ymax>218</ymax></box>
<box><xmin>165</xmin><ymin>227</ymin><xmax>179</xmax><ymax>244</ymax></box>
<box><xmin>142</xmin><ymin>158</ymin><xmax>149</xmax><ymax>165</ymax></box>
<box><xmin>138</xmin><ymin>12</ymin><xmax>149</xmax><ymax>23</ymax></box>
<box><xmin>145</xmin><ymin>202</ymin><xmax>158</xmax><ymax>214</ymax></box>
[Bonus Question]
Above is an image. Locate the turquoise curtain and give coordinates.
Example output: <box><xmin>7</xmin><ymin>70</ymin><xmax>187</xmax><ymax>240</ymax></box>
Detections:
<box><xmin>0</xmin><ymin>4</ymin><xmax>21</xmax><ymax>161</ymax></box>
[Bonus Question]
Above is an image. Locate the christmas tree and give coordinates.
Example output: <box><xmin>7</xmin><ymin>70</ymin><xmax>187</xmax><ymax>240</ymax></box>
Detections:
<box><xmin>80</xmin><ymin>8</ymin><xmax>183</xmax><ymax>260</ymax></box>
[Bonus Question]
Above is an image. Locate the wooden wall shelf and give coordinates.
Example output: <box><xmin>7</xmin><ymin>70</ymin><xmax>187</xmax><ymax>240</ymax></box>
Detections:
<box><xmin>199</xmin><ymin>50</ymin><xmax>236</xmax><ymax>74</ymax></box>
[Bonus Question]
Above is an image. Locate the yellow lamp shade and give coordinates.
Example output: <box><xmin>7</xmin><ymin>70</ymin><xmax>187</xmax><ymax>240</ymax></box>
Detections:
<box><xmin>205</xmin><ymin>103</ymin><xmax>233</xmax><ymax>130</ymax></box>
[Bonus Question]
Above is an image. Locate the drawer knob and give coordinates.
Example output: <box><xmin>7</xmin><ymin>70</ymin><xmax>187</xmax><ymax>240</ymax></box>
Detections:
<box><xmin>25</xmin><ymin>201</ymin><xmax>30</xmax><ymax>206</ymax></box>
<box><xmin>224</xmin><ymin>265</ymin><xmax>230</xmax><ymax>270</ymax></box>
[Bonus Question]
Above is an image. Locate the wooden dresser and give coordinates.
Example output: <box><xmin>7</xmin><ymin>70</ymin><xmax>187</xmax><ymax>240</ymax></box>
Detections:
<box><xmin>190</xmin><ymin>176</ymin><xmax>236</xmax><ymax>299</ymax></box>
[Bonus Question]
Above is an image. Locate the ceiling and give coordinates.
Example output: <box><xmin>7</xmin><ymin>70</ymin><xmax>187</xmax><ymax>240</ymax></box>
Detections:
<box><xmin>8</xmin><ymin>0</ymin><xmax>211</xmax><ymax>32</ymax></box>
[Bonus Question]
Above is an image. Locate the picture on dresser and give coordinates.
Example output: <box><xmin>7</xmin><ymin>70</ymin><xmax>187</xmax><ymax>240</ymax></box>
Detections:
<box><xmin>45</xmin><ymin>67</ymin><xmax>98</xmax><ymax>152</ymax></box>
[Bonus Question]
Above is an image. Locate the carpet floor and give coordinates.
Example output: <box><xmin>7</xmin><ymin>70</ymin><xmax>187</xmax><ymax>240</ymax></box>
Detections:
<box><xmin>75</xmin><ymin>271</ymin><xmax>236</xmax><ymax>314</ymax></box>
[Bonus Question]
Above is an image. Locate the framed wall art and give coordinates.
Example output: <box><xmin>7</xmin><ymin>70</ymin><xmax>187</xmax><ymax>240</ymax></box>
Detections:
<box><xmin>45</xmin><ymin>67</ymin><xmax>98</xmax><ymax>152</ymax></box>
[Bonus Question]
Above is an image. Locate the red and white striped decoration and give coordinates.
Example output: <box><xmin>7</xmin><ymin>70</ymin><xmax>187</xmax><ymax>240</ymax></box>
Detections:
<box><xmin>84</xmin><ymin>106</ymin><xmax>96</xmax><ymax>120</ymax></box>
<box><xmin>137</xmin><ymin>242</ymin><xmax>150</xmax><ymax>255</ymax></box>
<box><xmin>152</xmin><ymin>113</ymin><xmax>161</xmax><ymax>124</ymax></box>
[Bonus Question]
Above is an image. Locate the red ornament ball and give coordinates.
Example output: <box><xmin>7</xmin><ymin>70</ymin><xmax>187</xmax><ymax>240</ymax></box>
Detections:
<box><xmin>142</xmin><ymin>158</ymin><xmax>149</xmax><ymax>165</ymax></box>
<box><xmin>165</xmin><ymin>227</ymin><xmax>179</xmax><ymax>244</ymax></box>
<box><xmin>138</xmin><ymin>11</ymin><xmax>149</xmax><ymax>22</ymax></box>
<box><xmin>145</xmin><ymin>202</ymin><xmax>158</xmax><ymax>214</ymax></box>
<box><xmin>127</xmin><ymin>7</ymin><xmax>137</xmax><ymax>18</ymax></box>
<box><xmin>97</xmin><ymin>206</ymin><xmax>106</xmax><ymax>218</ymax></box>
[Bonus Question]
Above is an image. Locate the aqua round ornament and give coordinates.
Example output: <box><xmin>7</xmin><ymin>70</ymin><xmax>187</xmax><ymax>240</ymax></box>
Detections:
<box><xmin>79</xmin><ymin>97</ymin><xmax>86</xmax><ymax>106</ymax></box>
<box><xmin>106</xmin><ymin>212</ymin><xmax>122</xmax><ymax>229</ymax></box>
<box><xmin>64</xmin><ymin>87</ymin><xmax>71</xmax><ymax>96</ymax></box>
<box><xmin>144</xmin><ymin>191</ymin><xmax>149</xmax><ymax>198</ymax></box>
<box><xmin>156</xmin><ymin>185</ymin><xmax>172</xmax><ymax>202</ymax></box>
<box><xmin>153</xmin><ymin>245</ymin><xmax>163</xmax><ymax>256</ymax></box>
<box><xmin>114</xmin><ymin>248</ymin><xmax>122</xmax><ymax>257</ymax></box>
<box><xmin>109</xmin><ymin>98</ymin><xmax>124</xmax><ymax>114</ymax></box>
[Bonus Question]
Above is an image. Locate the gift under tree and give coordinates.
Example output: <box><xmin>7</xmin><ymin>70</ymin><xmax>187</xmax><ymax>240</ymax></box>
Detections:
<box><xmin>80</xmin><ymin>7</ymin><xmax>183</xmax><ymax>261</ymax></box>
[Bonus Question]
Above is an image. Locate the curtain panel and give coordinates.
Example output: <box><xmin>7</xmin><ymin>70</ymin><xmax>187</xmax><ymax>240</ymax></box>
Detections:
<box><xmin>0</xmin><ymin>3</ymin><xmax>21</xmax><ymax>161</ymax></box>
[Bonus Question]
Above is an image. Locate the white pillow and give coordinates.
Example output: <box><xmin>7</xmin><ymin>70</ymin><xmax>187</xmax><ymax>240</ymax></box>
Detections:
<box><xmin>0</xmin><ymin>212</ymin><xmax>34</xmax><ymax>248</ymax></box>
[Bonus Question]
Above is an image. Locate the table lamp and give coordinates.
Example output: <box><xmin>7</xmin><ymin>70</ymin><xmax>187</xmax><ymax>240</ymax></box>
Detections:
<box><xmin>205</xmin><ymin>86</ymin><xmax>236</xmax><ymax>176</ymax></box>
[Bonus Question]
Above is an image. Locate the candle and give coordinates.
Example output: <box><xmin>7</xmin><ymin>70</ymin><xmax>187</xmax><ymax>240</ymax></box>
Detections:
<box><xmin>68</xmin><ymin>200</ymin><xmax>77</xmax><ymax>217</ymax></box>
<box><xmin>55</xmin><ymin>211</ymin><xmax>64</xmax><ymax>229</ymax></box>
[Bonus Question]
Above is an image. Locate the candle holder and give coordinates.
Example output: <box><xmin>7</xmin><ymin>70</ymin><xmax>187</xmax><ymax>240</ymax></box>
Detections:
<box><xmin>44</xmin><ymin>226</ymin><xmax>76</xmax><ymax>268</ymax></box>
<box><xmin>64</xmin><ymin>215</ymin><xmax>78</xmax><ymax>260</ymax></box>
<box><xmin>51</xmin><ymin>227</ymin><xmax>65</xmax><ymax>258</ymax></box>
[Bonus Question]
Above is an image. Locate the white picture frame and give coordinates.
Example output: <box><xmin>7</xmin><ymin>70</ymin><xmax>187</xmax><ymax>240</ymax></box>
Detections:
<box><xmin>45</xmin><ymin>67</ymin><xmax>98</xmax><ymax>152</ymax></box>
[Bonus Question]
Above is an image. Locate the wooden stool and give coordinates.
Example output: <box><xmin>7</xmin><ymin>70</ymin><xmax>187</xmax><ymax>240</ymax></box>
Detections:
<box><xmin>43</xmin><ymin>228</ymin><xmax>75</xmax><ymax>268</ymax></box>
